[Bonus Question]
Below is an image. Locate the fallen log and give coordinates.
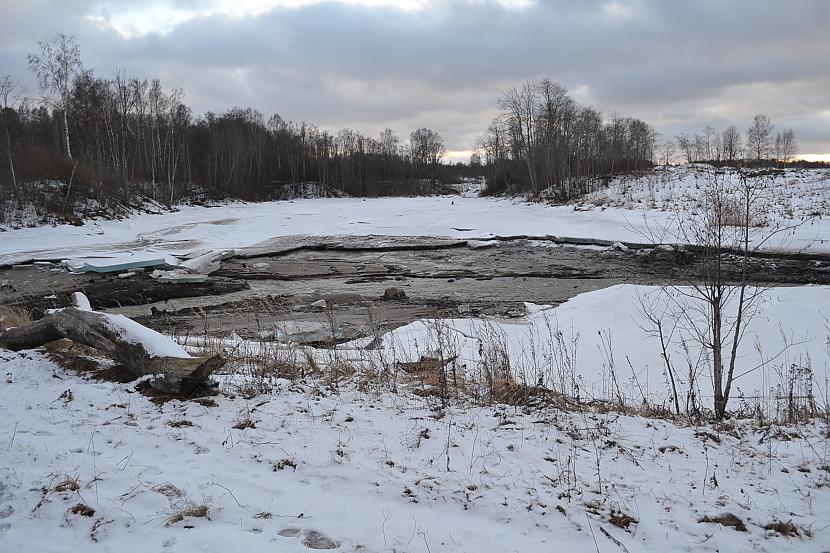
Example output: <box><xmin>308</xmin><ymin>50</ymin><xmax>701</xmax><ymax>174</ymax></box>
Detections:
<box><xmin>0</xmin><ymin>304</ymin><xmax>224</xmax><ymax>394</ymax></box>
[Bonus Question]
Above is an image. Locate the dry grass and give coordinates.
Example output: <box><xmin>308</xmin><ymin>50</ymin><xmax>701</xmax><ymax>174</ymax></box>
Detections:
<box><xmin>698</xmin><ymin>513</ymin><xmax>748</xmax><ymax>532</ymax></box>
<box><xmin>489</xmin><ymin>379</ymin><xmax>539</xmax><ymax>406</ymax></box>
<box><xmin>764</xmin><ymin>520</ymin><xmax>808</xmax><ymax>537</ymax></box>
<box><xmin>176</xmin><ymin>301</ymin><xmax>829</xmax><ymax>425</ymax></box>
<box><xmin>69</xmin><ymin>503</ymin><xmax>95</xmax><ymax>517</ymax></box>
<box><xmin>609</xmin><ymin>510</ymin><xmax>638</xmax><ymax>530</ymax></box>
<box><xmin>0</xmin><ymin>305</ymin><xmax>31</xmax><ymax>330</ymax></box>
<box><xmin>166</xmin><ymin>504</ymin><xmax>209</xmax><ymax>526</ymax></box>
<box><xmin>233</xmin><ymin>418</ymin><xmax>256</xmax><ymax>430</ymax></box>
<box><xmin>152</xmin><ymin>483</ymin><xmax>184</xmax><ymax>499</ymax></box>
<box><xmin>53</xmin><ymin>477</ymin><xmax>80</xmax><ymax>493</ymax></box>
<box><xmin>192</xmin><ymin>397</ymin><xmax>218</xmax><ymax>407</ymax></box>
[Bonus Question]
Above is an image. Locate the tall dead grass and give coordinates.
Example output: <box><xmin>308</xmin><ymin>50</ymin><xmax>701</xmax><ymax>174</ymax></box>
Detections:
<box><xmin>0</xmin><ymin>305</ymin><xmax>31</xmax><ymax>331</ymax></box>
<box><xmin>165</xmin><ymin>303</ymin><xmax>828</xmax><ymax>425</ymax></box>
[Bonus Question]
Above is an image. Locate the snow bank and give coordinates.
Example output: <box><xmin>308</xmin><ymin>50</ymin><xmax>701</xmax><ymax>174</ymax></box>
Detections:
<box><xmin>0</xmin><ymin>350</ymin><xmax>827</xmax><ymax>552</ymax></box>
<box><xmin>346</xmin><ymin>284</ymin><xmax>830</xmax><ymax>409</ymax></box>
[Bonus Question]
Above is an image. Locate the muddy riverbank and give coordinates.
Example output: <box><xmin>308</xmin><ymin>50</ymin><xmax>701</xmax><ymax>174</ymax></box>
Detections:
<box><xmin>2</xmin><ymin>235</ymin><xmax>828</xmax><ymax>345</ymax></box>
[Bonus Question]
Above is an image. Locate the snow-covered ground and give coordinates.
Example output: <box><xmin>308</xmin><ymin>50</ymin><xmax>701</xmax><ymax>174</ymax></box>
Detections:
<box><xmin>2</xmin><ymin>166</ymin><xmax>829</xmax><ymax>551</ymax></box>
<box><xmin>1</xmin><ymin>166</ymin><xmax>828</xmax><ymax>265</ymax></box>
<box><xmin>331</xmin><ymin>284</ymin><xmax>830</xmax><ymax>413</ymax></box>
<box><xmin>1</xmin><ymin>350</ymin><xmax>828</xmax><ymax>553</ymax></box>
<box><xmin>581</xmin><ymin>166</ymin><xmax>829</xmax><ymax>222</ymax></box>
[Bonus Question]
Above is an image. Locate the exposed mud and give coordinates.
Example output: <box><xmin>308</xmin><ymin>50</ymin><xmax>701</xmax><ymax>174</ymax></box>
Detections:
<box><xmin>2</xmin><ymin>235</ymin><xmax>828</xmax><ymax>345</ymax></box>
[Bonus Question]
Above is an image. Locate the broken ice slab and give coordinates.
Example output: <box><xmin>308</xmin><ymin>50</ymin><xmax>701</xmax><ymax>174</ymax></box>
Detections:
<box><xmin>179</xmin><ymin>249</ymin><xmax>234</xmax><ymax>275</ymax></box>
<box><xmin>467</xmin><ymin>239</ymin><xmax>499</xmax><ymax>249</ymax></box>
<box><xmin>62</xmin><ymin>253</ymin><xmax>180</xmax><ymax>273</ymax></box>
<box><xmin>149</xmin><ymin>269</ymin><xmax>209</xmax><ymax>283</ymax></box>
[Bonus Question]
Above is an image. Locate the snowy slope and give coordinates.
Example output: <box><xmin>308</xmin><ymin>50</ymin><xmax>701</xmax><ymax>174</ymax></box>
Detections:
<box><xmin>338</xmin><ymin>285</ymin><xmax>830</xmax><ymax>412</ymax></box>
<box><xmin>0</xmin><ymin>350</ymin><xmax>827</xmax><ymax>553</ymax></box>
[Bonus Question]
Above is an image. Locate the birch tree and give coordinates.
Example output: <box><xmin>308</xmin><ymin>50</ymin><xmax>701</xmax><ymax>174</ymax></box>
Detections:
<box><xmin>0</xmin><ymin>75</ymin><xmax>22</xmax><ymax>190</ymax></box>
<box><xmin>747</xmin><ymin>114</ymin><xmax>773</xmax><ymax>161</ymax></box>
<box><xmin>28</xmin><ymin>34</ymin><xmax>83</xmax><ymax>160</ymax></box>
<box><xmin>774</xmin><ymin>129</ymin><xmax>798</xmax><ymax>163</ymax></box>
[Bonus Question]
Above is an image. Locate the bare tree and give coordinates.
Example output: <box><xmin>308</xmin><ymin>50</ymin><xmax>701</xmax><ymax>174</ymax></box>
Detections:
<box><xmin>0</xmin><ymin>75</ymin><xmax>23</xmax><ymax>190</ymax></box>
<box><xmin>746</xmin><ymin>114</ymin><xmax>773</xmax><ymax>161</ymax></box>
<box><xmin>702</xmin><ymin>125</ymin><xmax>716</xmax><ymax>160</ymax></box>
<box><xmin>676</xmin><ymin>133</ymin><xmax>694</xmax><ymax>163</ymax></box>
<box><xmin>721</xmin><ymin>125</ymin><xmax>741</xmax><ymax>162</ymax></box>
<box><xmin>409</xmin><ymin>127</ymin><xmax>446</xmax><ymax>186</ymax></box>
<box><xmin>28</xmin><ymin>34</ymin><xmax>83</xmax><ymax>160</ymax></box>
<box><xmin>661</xmin><ymin>138</ymin><xmax>675</xmax><ymax>166</ymax></box>
<box><xmin>476</xmin><ymin>118</ymin><xmax>510</xmax><ymax>192</ymax></box>
<box><xmin>635</xmin><ymin>289</ymin><xmax>683</xmax><ymax>415</ymax></box>
<box><xmin>0</xmin><ymin>75</ymin><xmax>21</xmax><ymax>110</ymax></box>
<box><xmin>774</xmin><ymin>129</ymin><xmax>798</xmax><ymax>163</ymax></box>
<box><xmin>536</xmin><ymin>78</ymin><xmax>574</xmax><ymax>191</ymax></box>
<box><xmin>378</xmin><ymin>127</ymin><xmax>400</xmax><ymax>184</ymax></box>
<box><xmin>498</xmin><ymin>82</ymin><xmax>539</xmax><ymax>190</ymax></box>
<box><xmin>658</xmin><ymin>168</ymin><xmax>799</xmax><ymax>419</ymax></box>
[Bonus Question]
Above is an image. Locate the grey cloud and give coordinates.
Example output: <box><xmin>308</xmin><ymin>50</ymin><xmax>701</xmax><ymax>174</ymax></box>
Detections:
<box><xmin>1</xmin><ymin>0</ymin><xmax>828</xmax><ymax>154</ymax></box>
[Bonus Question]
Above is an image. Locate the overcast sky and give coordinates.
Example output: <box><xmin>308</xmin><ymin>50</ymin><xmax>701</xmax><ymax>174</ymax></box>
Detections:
<box><xmin>1</xmin><ymin>0</ymin><xmax>828</xmax><ymax>161</ymax></box>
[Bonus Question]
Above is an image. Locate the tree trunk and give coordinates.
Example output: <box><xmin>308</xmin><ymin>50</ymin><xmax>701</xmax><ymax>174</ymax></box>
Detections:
<box><xmin>712</xmin><ymin>298</ymin><xmax>725</xmax><ymax>419</ymax></box>
<box><xmin>0</xmin><ymin>307</ymin><xmax>224</xmax><ymax>394</ymax></box>
<box><xmin>63</xmin><ymin>108</ymin><xmax>73</xmax><ymax>161</ymax></box>
<box><xmin>5</xmin><ymin>126</ymin><xmax>15</xmax><ymax>191</ymax></box>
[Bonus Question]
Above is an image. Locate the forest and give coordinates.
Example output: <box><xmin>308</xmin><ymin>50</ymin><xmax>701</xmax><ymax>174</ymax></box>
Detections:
<box><xmin>0</xmin><ymin>34</ymin><xmax>809</xmax><ymax>219</ymax></box>
<box><xmin>0</xmin><ymin>35</ymin><xmax>660</xmax><ymax>217</ymax></box>
<box><xmin>476</xmin><ymin>79</ymin><xmax>656</xmax><ymax>197</ymax></box>
<box><xmin>0</xmin><ymin>35</ymin><xmax>467</xmax><ymax>216</ymax></box>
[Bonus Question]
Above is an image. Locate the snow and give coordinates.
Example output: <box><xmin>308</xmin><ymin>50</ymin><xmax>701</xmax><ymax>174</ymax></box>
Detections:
<box><xmin>0</xmin><ymin>350</ymin><xmax>827</xmax><ymax>552</ymax></box>
<box><xmin>179</xmin><ymin>250</ymin><xmax>230</xmax><ymax>274</ymax></box>
<box><xmin>46</xmin><ymin>292</ymin><xmax>190</xmax><ymax>358</ymax></box>
<box><xmin>1</xmin><ymin>166</ymin><xmax>827</xmax><ymax>266</ymax></box>
<box><xmin>100</xmin><ymin>313</ymin><xmax>191</xmax><ymax>358</ymax></box>
<box><xmin>1</xmin><ymin>166</ymin><xmax>828</xmax><ymax>550</ymax></box>
<box><xmin>581</xmin><ymin>165</ymin><xmax>830</xmax><ymax>224</ymax></box>
<box><xmin>63</xmin><ymin>252</ymin><xmax>180</xmax><ymax>273</ymax></box>
<box><xmin>72</xmin><ymin>292</ymin><xmax>91</xmax><ymax>311</ymax></box>
<box><xmin>336</xmin><ymin>284</ymin><xmax>830</xmax><ymax>411</ymax></box>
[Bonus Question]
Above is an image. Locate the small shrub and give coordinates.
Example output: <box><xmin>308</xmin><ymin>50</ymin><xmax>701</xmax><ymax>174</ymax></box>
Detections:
<box><xmin>53</xmin><ymin>478</ymin><xmax>80</xmax><ymax>493</ymax></box>
<box><xmin>167</xmin><ymin>420</ymin><xmax>193</xmax><ymax>428</ymax></box>
<box><xmin>233</xmin><ymin>419</ymin><xmax>256</xmax><ymax>430</ymax></box>
<box><xmin>698</xmin><ymin>513</ymin><xmax>747</xmax><ymax>532</ymax></box>
<box><xmin>273</xmin><ymin>459</ymin><xmax>297</xmax><ymax>471</ymax></box>
<box><xmin>764</xmin><ymin>520</ymin><xmax>807</xmax><ymax>537</ymax></box>
<box><xmin>69</xmin><ymin>504</ymin><xmax>95</xmax><ymax>517</ymax></box>
<box><xmin>166</xmin><ymin>505</ymin><xmax>209</xmax><ymax>526</ymax></box>
<box><xmin>609</xmin><ymin>510</ymin><xmax>638</xmax><ymax>530</ymax></box>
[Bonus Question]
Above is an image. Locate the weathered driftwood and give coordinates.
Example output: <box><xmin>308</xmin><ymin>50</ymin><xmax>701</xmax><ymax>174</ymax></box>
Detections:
<box><xmin>0</xmin><ymin>307</ymin><xmax>224</xmax><ymax>394</ymax></box>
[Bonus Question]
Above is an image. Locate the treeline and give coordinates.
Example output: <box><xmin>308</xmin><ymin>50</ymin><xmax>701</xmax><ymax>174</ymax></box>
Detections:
<box><xmin>669</xmin><ymin>114</ymin><xmax>799</xmax><ymax>165</ymax></box>
<box><xmin>0</xmin><ymin>35</ymin><xmax>460</xmax><ymax>218</ymax></box>
<box><xmin>475</xmin><ymin>79</ymin><xmax>655</xmax><ymax>198</ymax></box>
